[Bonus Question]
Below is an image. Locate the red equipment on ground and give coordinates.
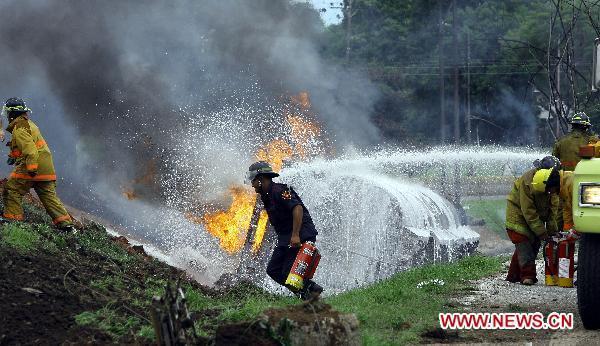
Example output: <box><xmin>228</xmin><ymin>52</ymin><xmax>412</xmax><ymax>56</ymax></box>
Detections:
<box><xmin>544</xmin><ymin>240</ymin><xmax>558</xmax><ymax>286</ymax></box>
<box><xmin>557</xmin><ymin>239</ymin><xmax>576</xmax><ymax>288</ymax></box>
<box><xmin>285</xmin><ymin>241</ymin><xmax>321</xmax><ymax>291</ymax></box>
<box><xmin>544</xmin><ymin>235</ymin><xmax>576</xmax><ymax>288</ymax></box>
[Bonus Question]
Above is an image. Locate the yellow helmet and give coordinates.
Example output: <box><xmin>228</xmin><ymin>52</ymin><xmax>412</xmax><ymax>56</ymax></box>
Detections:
<box><xmin>531</xmin><ymin>168</ymin><xmax>557</xmax><ymax>192</ymax></box>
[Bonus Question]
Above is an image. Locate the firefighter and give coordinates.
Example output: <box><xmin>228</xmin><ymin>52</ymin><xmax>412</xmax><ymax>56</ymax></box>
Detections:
<box><xmin>533</xmin><ymin>155</ymin><xmax>576</xmax><ymax>234</ymax></box>
<box><xmin>505</xmin><ymin>167</ymin><xmax>560</xmax><ymax>285</ymax></box>
<box><xmin>552</xmin><ymin>112</ymin><xmax>599</xmax><ymax>171</ymax></box>
<box><xmin>246</xmin><ymin>161</ymin><xmax>323</xmax><ymax>300</ymax></box>
<box><xmin>533</xmin><ymin>155</ymin><xmax>560</xmax><ymax>170</ymax></box>
<box><xmin>558</xmin><ymin>169</ymin><xmax>579</xmax><ymax>239</ymax></box>
<box><xmin>1</xmin><ymin>98</ymin><xmax>75</xmax><ymax>232</ymax></box>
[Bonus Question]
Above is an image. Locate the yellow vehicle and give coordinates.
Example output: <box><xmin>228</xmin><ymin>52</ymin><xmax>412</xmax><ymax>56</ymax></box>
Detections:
<box><xmin>573</xmin><ymin>143</ymin><xmax>600</xmax><ymax>329</ymax></box>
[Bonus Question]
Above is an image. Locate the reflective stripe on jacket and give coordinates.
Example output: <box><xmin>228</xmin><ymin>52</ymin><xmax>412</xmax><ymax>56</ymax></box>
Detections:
<box><xmin>505</xmin><ymin>168</ymin><xmax>559</xmax><ymax>240</ymax></box>
<box><xmin>559</xmin><ymin>171</ymin><xmax>574</xmax><ymax>230</ymax></box>
<box><xmin>6</xmin><ymin>115</ymin><xmax>56</xmax><ymax>181</ymax></box>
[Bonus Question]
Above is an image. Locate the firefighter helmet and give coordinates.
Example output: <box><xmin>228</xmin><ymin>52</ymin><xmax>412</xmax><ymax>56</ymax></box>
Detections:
<box><xmin>3</xmin><ymin>97</ymin><xmax>31</xmax><ymax>120</ymax></box>
<box><xmin>532</xmin><ymin>168</ymin><xmax>560</xmax><ymax>192</ymax></box>
<box><xmin>4</xmin><ymin>97</ymin><xmax>31</xmax><ymax>113</ymax></box>
<box><xmin>245</xmin><ymin>161</ymin><xmax>279</xmax><ymax>184</ymax></box>
<box><xmin>533</xmin><ymin>155</ymin><xmax>561</xmax><ymax>170</ymax></box>
<box><xmin>570</xmin><ymin>112</ymin><xmax>591</xmax><ymax>127</ymax></box>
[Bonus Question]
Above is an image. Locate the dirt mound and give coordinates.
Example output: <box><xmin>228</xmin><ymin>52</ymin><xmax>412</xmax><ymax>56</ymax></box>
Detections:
<box><xmin>214</xmin><ymin>301</ymin><xmax>360</xmax><ymax>346</ymax></box>
<box><xmin>0</xmin><ymin>221</ymin><xmax>211</xmax><ymax>344</ymax></box>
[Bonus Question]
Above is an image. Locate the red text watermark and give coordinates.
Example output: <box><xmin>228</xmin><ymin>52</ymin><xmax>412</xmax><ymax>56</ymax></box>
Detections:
<box><xmin>439</xmin><ymin>312</ymin><xmax>573</xmax><ymax>330</ymax></box>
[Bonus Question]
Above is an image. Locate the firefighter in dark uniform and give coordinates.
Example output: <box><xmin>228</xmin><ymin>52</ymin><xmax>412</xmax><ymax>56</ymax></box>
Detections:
<box><xmin>246</xmin><ymin>161</ymin><xmax>323</xmax><ymax>300</ymax></box>
<box><xmin>552</xmin><ymin>112</ymin><xmax>599</xmax><ymax>171</ymax></box>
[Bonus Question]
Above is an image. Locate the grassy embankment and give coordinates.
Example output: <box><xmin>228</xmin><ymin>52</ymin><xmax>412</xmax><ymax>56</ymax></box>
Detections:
<box><xmin>463</xmin><ymin>198</ymin><xmax>507</xmax><ymax>236</ymax></box>
<box><xmin>0</xmin><ymin>201</ymin><xmax>503</xmax><ymax>344</ymax></box>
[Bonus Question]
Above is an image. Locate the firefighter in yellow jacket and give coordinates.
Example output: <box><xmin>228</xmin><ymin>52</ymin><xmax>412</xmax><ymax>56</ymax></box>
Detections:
<box><xmin>505</xmin><ymin>167</ymin><xmax>560</xmax><ymax>285</ymax></box>
<box><xmin>552</xmin><ymin>112</ymin><xmax>599</xmax><ymax>171</ymax></box>
<box><xmin>1</xmin><ymin>98</ymin><xmax>75</xmax><ymax>232</ymax></box>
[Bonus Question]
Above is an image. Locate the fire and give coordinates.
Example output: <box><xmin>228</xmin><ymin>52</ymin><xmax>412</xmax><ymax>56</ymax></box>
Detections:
<box><xmin>255</xmin><ymin>139</ymin><xmax>293</xmax><ymax>172</ymax></box>
<box><xmin>290</xmin><ymin>91</ymin><xmax>311</xmax><ymax>109</ymax></box>
<box><xmin>122</xmin><ymin>188</ymin><xmax>137</xmax><ymax>200</ymax></box>
<box><xmin>286</xmin><ymin>115</ymin><xmax>321</xmax><ymax>159</ymax></box>
<box><xmin>200</xmin><ymin>91</ymin><xmax>323</xmax><ymax>254</ymax></box>
<box><xmin>198</xmin><ymin>186</ymin><xmax>258</xmax><ymax>253</ymax></box>
<box><xmin>187</xmin><ymin>190</ymin><xmax>269</xmax><ymax>254</ymax></box>
<box><xmin>252</xmin><ymin>211</ymin><xmax>269</xmax><ymax>253</ymax></box>
<box><xmin>120</xmin><ymin>136</ymin><xmax>158</xmax><ymax>200</ymax></box>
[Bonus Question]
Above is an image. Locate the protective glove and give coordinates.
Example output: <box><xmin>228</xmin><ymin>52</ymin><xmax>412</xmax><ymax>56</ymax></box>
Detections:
<box><xmin>6</xmin><ymin>157</ymin><xmax>15</xmax><ymax>165</ymax></box>
<box><xmin>565</xmin><ymin>229</ymin><xmax>580</xmax><ymax>241</ymax></box>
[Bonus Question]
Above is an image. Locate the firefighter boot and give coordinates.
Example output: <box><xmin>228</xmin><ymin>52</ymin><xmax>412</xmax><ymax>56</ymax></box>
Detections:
<box><xmin>57</xmin><ymin>224</ymin><xmax>77</xmax><ymax>234</ymax></box>
<box><xmin>522</xmin><ymin>278</ymin><xmax>535</xmax><ymax>286</ymax></box>
<box><xmin>299</xmin><ymin>280</ymin><xmax>323</xmax><ymax>301</ymax></box>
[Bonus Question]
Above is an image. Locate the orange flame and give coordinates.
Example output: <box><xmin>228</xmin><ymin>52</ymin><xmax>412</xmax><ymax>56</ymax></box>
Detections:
<box><xmin>290</xmin><ymin>91</ymin><xmax>311</xmax><ymax>109</ymax></box>
<box><xmin>255</xmin><ymin>139</ymin><xmax>293</xmax><ymax>171</ymax></box>
<box><xmin>201</xmin><ymin>91</ymin><xmax>323</xmax><ymax>254</ymax></box>
<box><xmin>122</xmin><ymin>188</ymin><xmax>137</xmax><ymax>200</ymax></box>
<box><xmin>252</xmin><ymin>211</ymin><xmax>269</xmax><ymax>253</ymax></box>
<box><xmin>198</xmin><ymin>186</ymin><xmax>257</xmax><ymax>253</ymax></box>
<box><xmin>287</xmin><ymin>115</ymin><xmax>321</xmax><ymax>159</ymax></box>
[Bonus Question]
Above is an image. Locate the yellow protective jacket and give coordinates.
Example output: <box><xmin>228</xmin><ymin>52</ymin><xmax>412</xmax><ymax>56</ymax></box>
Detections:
<box><xmin>559</xmin><ymin>171</ymin><xmax>574</xmax><ymax>230</ymax></box>
<box><xmin>505</xmin><ymin>168</ymin><xmax>559</xmax><ymax>240</ymax></box>
<box><xmin>552</xmin><ymin>129</ymin><xmax>599</xmax><ymax>171</ymax></box>
<box><xmin>6</xmin><ymin>115</ymin><xmax>56</xmax><ymax>181</ymax></box>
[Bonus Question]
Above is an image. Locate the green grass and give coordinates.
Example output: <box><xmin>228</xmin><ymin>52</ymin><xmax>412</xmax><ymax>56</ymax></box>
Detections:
<box><xmin>90</xmin><ymin>275</ymin><xmax>126</xmax><ymax>292</ymax></box>
<box><xmin>463</xmin><ymin>198</ymin><xmax>506</xmax><ymax>236</ymax></box>
<box><xmin>142</xmin><ymin>278</ymin><xmax>295</xmax><ymax>336</ymax></box>
<box><xmin>76</xmin><ymin>223</ymin><xmax>137</xmax><ymax>265</ymax></box>
<box><xmin>75</xmin><ymin>307</ymin><xmax>148</xmax><ymax>340</ymax></box>
<box><xmin>326</xmin><ymin>255</ymin><xmax>504</xmax><ymax>345</ymax></box>
<box><xmin>1</xmin><ymin>200</ymin><xmax>507</xmax><ymax>344</ymax></box>
<box><xmin>0</xmin><ymin>222</ymin><xmax>40</xmax><ymax>251</ymax></box>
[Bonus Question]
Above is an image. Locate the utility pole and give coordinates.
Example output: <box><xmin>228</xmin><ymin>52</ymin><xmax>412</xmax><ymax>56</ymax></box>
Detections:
<box><xmin>439</xmin><ymin>2</ymin><xmax>446</xmax><ymax>143</ymax></box>
<box><xmin>344</xmin><ymin>0</ymin><xmax>353</xmax><ymax>63</ymax></box>
<box><xmin>556</xmin><ymin>43</ymin><xmax>561</xmax><ymax>138</ymax></box>
<box><xmin>466</xmin><ymin>29</ymin><xmax>471</xmax><ymax>144</ymax></box>
<box><xmin>452</xmin><ymin>0</ymin><xmax>460</xmax><ymax>144</ymax></box>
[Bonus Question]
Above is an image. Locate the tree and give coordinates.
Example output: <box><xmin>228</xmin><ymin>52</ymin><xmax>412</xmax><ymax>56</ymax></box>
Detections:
<box><xmin>320</xmin><ymin>0</ymin><xmax>600</xmax><ymax>145</ymax></box>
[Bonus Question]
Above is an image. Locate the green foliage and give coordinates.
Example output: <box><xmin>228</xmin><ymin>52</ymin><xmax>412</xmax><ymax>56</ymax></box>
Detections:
<box><xmin>0</xmin><ymin>194</ymin><xmax>507</xmax><ymax>344</ymax></box>
<box><xmin>74</xmin><ymin>307</ymin><xmax>144</xmax><ymax>339</ymax></box>
<box><xmin>326</xmin><ymin>255</ymin><xmax>503</xmax><ymax>345</ymax></box>
<box><xmin>22</xmin><ymin>201</ymin><xmax>52</xmax><ymax>224</ymax></box>
<box><xmin>0</xmin><ymin>222</ymin><xmax>40</xmax><ymax>251</ymax></box>
<box><xmin>77</xmin><ymin>223</ymin><xmax>136</xmax><ymax>264</ymax></box>
<box><xmin>90</xmin><ymin>275</ymin><xmax>126</xmax><ymax>292</ymax></box>
<box><xmin>137</xmin><ymin>325</ymin><xmax>155</xmax><ymax>340</ymax></box>
<box><xmin>34</xmin><ymin>223</ymin><xmax>68</xmax><ymax>252</ymax></box>
<box><xmin>320</xmin><ymin>0</ymin><xmax>600</xmax><ymax>144</ymax></box>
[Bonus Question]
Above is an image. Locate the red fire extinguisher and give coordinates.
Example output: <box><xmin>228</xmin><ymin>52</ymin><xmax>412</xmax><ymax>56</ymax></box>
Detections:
<box><xmin>557</xmin><ymin>239</ymin><xmax>575</xmax><ymax>288</ymax></box>
<box><xmin>544</xmin><ymin>240</ymin><xmax>558</xmax><ymax>286</ymax></box>
<box><xmin>285</xmin><ymin>241</ymin><xmax>321</xmax><ymax>291</ymax></box>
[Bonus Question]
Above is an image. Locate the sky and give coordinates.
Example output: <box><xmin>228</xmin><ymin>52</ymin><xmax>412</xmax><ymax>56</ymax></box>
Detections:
<box><xmin>307</xmin><ymin>0</ymin><xmax>342</xmax><ymax>25</ymax></box>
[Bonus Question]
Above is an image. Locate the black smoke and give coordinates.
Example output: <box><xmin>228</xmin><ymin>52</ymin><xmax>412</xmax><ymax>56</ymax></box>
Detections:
<box><xmin>0</xmin><ymin>0</ymin><xmax>381</xmax><ymax>213</ymax></box>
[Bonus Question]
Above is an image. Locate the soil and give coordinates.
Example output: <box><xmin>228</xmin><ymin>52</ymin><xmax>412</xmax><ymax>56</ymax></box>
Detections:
<box><xmin>2</xmin><ymin>189</ymin><xmax>596</xmax><ymax>344</ymax></box>
<box><xmin>264</xmin><ymin>301</ymin><xmax>341</xmax><ymax>325</ymax></box>
<box><xmin>0</xmin><ymin>224</ymin><xmax>205</xmax><ymax>345</ymax></box>
<box><xmin>454</xmin><ymin>260</ymin><xmax>588</xmax><ymax>343</ymax></box>
<box><xmin>0</xmin><ymin>246</ymin><xmax>102</xmax><ymax>345</ymax></box>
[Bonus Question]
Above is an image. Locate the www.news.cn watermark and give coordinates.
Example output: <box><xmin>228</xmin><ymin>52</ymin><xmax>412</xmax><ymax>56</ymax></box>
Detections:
<box><xmin>439</xmin><ymin>312</ymin><xmax>574</xmax><ymax>330</ymax></box>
